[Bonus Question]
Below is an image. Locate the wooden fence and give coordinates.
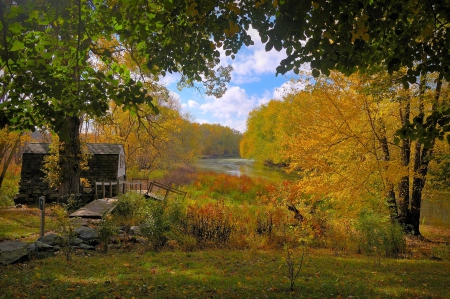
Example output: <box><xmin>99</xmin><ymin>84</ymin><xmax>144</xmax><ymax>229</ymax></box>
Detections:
<box><xmin>94</xmin><ymin>180</ymin><xmax>144</xmax><ymax>199</ymax></box>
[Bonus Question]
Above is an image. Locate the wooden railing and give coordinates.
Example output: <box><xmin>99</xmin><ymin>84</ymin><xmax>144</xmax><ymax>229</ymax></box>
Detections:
<box><xmin>94</xmin><ymin>180</ymin><xmax>143</xmax><ymax>199</ymax></box>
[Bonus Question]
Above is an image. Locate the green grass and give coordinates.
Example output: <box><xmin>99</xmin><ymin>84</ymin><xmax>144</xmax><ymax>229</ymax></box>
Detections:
<box><xmin>0</xmin><ymin>207</ymin><xmax>59</xmax><ymax>242</ymax></box>
<box><xmin>0</xmin><ymin>249</ymin><xmax>449</xmax><ymax>298</ymax></box>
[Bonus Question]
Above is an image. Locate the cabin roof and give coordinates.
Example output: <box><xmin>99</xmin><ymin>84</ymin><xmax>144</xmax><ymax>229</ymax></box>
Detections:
<box><xmin>25</xmin><ymin>143</ymin><xmax>123</xmax><ymax>155</ymax></box>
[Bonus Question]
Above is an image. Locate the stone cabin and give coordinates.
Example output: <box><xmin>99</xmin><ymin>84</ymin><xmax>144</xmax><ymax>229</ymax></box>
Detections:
<box><xmin>15</xmin><ymin>143</ymin><xmax>126</xmax><ymax>204</ymax></box>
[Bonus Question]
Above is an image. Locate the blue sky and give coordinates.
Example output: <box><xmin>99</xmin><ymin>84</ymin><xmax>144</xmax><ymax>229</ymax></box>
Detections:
<box><xmin>160</xmin><ymin>27</ymin><xmax>306</xmax><ymax>133</ymax></box>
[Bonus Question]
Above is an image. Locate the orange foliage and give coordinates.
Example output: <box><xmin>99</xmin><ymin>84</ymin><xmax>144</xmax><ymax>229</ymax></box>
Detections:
<box><xmin>191</xmin><ymin>171</ymin><xmax>275</xmax><ymax>202</ymax></box>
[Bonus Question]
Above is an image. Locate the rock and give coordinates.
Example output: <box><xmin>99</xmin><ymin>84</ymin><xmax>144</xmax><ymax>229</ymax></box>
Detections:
<box><xmin>78</xmin><ymin>243</ymin><xmax>95</xmax><ymax>250</ymax></box>
<box><xmin>75</xmin><ymin>226</ymin><xmax>99</xmax><ymax>245</ymax></box>
<box><xmin>69</xmin><ymin>238</ymin><xmax>84</xmax><ymax>246</ymax></box>
<box><xmin>38</xmin><ymin>233</ymin><xmax>63</xmax><ymax>246</ymax></box>
<box><xmin>0</xmin><ymin>241</ymin><xmax>29</xmax><ymax>265</ymax></box>
<box><xmin>134</xmin><ymin>237</ymin><xmax>147</xmax><ymax>244</ymax></box>
<box><xmin>35</xmin><ymin>241</ymin><xmax>54</xmax><ymax>251</ymax></box>
<box><xmin>129</xmin><ymin>226</ymin><xmax>141</xmax><ymax>235</ymax></box>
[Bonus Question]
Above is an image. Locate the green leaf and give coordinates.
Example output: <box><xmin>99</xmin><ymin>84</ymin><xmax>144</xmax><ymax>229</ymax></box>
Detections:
<box><xmin>265</xmin><ymin>41</ymin><xmax>273</xmax><ymax>51</ymax></box>
<box><xmin>11</xmin><ymin>41</ymin><xmax>25</xmax><ymax>51</ymax></box>
<box><xmin>312</xmin><ymin>69</ymin><xmax>320</xmax><ymax>77</ymax></box>
<box><xmin>273</xmin><ymin>39</ymin><xmax>282</xmax><ymax>51</ymax></box>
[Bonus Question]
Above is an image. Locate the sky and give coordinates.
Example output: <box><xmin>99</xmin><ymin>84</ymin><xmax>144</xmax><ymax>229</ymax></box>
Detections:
<box><xmin>160</xmin><ymin>27</ymin><xmax>307</xmax><ymax>133</ymax></box>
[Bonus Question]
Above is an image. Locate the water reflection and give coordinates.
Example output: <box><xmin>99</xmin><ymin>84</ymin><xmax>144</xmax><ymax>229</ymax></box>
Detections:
<box><xmin>191</xmin><ymin>158</ymin><xmax>299</xmax><ymax>181</ymax></box>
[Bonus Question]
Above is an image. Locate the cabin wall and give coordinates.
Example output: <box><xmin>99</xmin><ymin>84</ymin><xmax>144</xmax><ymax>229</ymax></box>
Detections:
<box><xmin>81</xmin><ymin>154</ymin><xmax>123</xmax><ymax>184</ymax></box>
<box><xmin>16</xmin><ymin>152</ymin><xmax>124</xmax><ymax>204</ymax></box>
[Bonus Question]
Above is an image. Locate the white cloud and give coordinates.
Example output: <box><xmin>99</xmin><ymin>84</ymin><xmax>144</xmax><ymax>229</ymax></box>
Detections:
<box><xmin>197</xmin><ymin>86</ymin><xmax>267</xmax><ymax>132</ymax></box>
<box><xmin>188</xmin><ymin>100</ymin><xmax>199</xmax><ymax>108</ymax></box>
<box><xmin>159</xmin><ymin>72</ymin><xmax>181</xmax><ymax>86</ymax></box>
<box><xmin>273</xmin><ymin>80</ymin><xmax>307</xmax><ymax>99</ymax></box>
<box><xmin>219</xmin><ymin>26</ymin><xmax>287</xmax><ymax>85</ymax></box>
<box><xmin>200</xmin><ymin>86</ymin><xmax>255</xmax><ymax>117</ymax></box>
<box><xmin>169</xmin><ymin>91</ymin><xmax>181</xmax><ymax>102</ymax></box>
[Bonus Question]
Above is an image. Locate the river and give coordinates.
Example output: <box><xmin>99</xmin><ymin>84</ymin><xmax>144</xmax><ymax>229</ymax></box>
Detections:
<box><xmin>191</xmin><ymin>158</ymin><xmax>300</xmax><ymax>181</ymax></box>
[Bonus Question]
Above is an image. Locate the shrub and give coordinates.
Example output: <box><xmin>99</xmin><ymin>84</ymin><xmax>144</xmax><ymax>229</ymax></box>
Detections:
<box><xmin>324</xmin><ymin>219</ymin><xmax>354</xmax><ymax>255</ymax></box>
<box><xmin>159</xmin><ymin>165</ymin><xmax>196</xmax><ymax>186</ymax></box>
<box><xmin>185</xmin><ymin>202</ymin><xmax>235</xmax><ymax>247</ymax></box>
<box><xmin>114</xmin><ymin>192</ymin><xmax>147</xmax><ymax>222</ymax></box>
<box><xmin>189</xmin><ymin>172</ymin><xmax>274</xmax><ymax>203</ymax></box>
<box><xmin>61</xmin><ymin>194</ymin><xmax>85</xmax><ymax>213</ymax></box>
<box><xmin>97</xmin><ymin>215</ymin><xmax>117</xmax><ymax>253</ymax></box>
<box><xmin>0</xmin><ymin>191</ymin><xmax>15</xmax><ymax>208</ymax></box>
<box><xmin>354</xmin><ymin>210</ymin><xmax>406</xmax><ymax>258</ymax></box>
<box><xmin>140</xmin><ymin>197</ymin><xmax>187</xmax><ymax>250</ymax></box>
<box><xmin>0</xmin><ymin>172</ymin><xmax>20</xmax><ymax>208</ymax></box>
<box><xmin>53</xmin><ymin>205</ymin><xmax>79</xmax><ymax>264</ymax></box>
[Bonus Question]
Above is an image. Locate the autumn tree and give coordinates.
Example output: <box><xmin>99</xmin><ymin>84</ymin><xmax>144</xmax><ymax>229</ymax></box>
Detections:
<box><xmin>198</xmin><ymin>123</ymin><xmax>242</xmax><ymax>157</ymax></box>
<box><xmin>243</xmin><ymin>71</ymin><xmax>449</xmax><ymax>235</ymax></box>
<box><xmin>240</xmin><ymin>99</ymin><xmax>286</xmax><ymax>165</ymax></box>
<box><xmin>92</xmin><ymin>91</ymin><xmax>200</xmax><ymax>176</ymax></box>
<box><xmin>0</xmin><ymin>0</ymin><xmax>258</xmax><ymax>197</ymax></box>
<box><xmin>0</xmin><ymin>127</ymin><xmax>26</xmax><ymax>188</ymax></box>
<box><xmin>249</xmin><ymin>0</ymin><xmax>450</xmax><ymax>143</ymax></box>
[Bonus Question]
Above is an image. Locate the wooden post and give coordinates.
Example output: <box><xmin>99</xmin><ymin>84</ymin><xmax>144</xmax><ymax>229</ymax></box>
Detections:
<box><xmin>109</xmin><ymin>182</ymin><xmax>113</xmax><ymax>198</ymax></box>
<box><xmin>117</xmin><ymin>180</ymin><xmax>120</xmax><ymax>196</ymax></box>
<box><xmin>102</xmin><ymin>182</ymin><xmax>105</xmax><ymax>199</ymax></box>
<box><xmin>164</xmin><ymin>189</ymin><xmax>169</xmax><ymax>199</ymax></box>
<box><xmin>95</xmin><ymin>181</ymin><xmax>98</xmax><ymax>200</ymax></box>
<box><xmin>39</xmin><ymin>196</ymin><xmax>45</xmax><ymax>238</ymax></box>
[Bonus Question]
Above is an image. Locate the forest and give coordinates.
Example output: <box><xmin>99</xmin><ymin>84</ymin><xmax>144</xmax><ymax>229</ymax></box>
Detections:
<box><xmin>1</xmin><ymin>0</ymin><xmax>450</xmax><ymax>298</ymax></box>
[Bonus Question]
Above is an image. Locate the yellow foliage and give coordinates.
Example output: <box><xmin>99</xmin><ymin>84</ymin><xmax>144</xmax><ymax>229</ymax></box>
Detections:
<box><xmin>244</xmin><ymin>70</ymin><xmax>449</xmax><ymax>224</ymax></box>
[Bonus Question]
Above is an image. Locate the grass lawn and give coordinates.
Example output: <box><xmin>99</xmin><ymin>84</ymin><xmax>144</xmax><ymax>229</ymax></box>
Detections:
<box><xmin>0</xmin><ymin>248</ymin><xmax>449</xmax><ymax>298</ymax></box>
<box><xmin>0</xmin><ymin>207</ymin><xmax>59</xmax><ymax>242</ymax></box>
<box><xmin>1</xmin><ymin>204</ymin><xmax>449</xmax><ymax>299</ymax></box>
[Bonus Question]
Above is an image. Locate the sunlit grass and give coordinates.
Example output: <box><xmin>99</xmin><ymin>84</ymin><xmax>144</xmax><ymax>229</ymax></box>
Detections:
<box><xmin>0</xmin><ymin>207</ymin><xmax>59</xmax><ymax>242</ymax></box>
<box><xmin>1</xmin><ymin>249</ymin><xmax>449</xmax><ymax>298</ymax></box>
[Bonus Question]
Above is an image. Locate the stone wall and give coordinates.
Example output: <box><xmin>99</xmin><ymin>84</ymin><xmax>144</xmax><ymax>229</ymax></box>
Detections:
<box><xmin>15</xmin><ymin>154</ymin><xmax>58</xmax><ymax>204</ymax></box>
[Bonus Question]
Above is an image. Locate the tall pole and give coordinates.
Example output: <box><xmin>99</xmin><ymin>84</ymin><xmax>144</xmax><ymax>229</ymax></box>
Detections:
<box><xmin>39</xmin><ymin>196</ymin><xmax>45</xmax><ymax>237</ymax></box>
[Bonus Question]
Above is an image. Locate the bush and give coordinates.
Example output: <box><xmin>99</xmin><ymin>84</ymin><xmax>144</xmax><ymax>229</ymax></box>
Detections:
<box><xmin>97</xmin><ymin>215</ymin><xmax>117</xmax><ymax>253</ymax></box>
<box><xmin>189</xmin><ymin>172</ymin><xmax>274</xmax><ymax>204</ymax></box>
<box><xmin>140</xmin><ymin>197</ymin><xmax>187</xmax><ymax>250</ymax></box>
<box><xmin>354</xmin><ymin>210</ymin><xmax>405</xmax><ymax>258</ymax></box>
<box><xmin>114</xmin><ymin>192</ymin><xmax>147</xmax><ymax>220</ymax></box>
<box><xmin>0</xmin><ymin>193</ymin><xmax>14</xmax><ymax>208</ymax></box>
<box><xmin>185</xmin><ymin>202</ymin><xmax>235</xmax><ymax>247</ymax></box>
<box><xmin>61</xmin><ymin>194</ymin><xmax>85</xmax><ymax>213</ymax></box>
<box><xmin>0</xmin><ymin>176</ymin><xmax>19</xmax><ymax>208</ymax></box>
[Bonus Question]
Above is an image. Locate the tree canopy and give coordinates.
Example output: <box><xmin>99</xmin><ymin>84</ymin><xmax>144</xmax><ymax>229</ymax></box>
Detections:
<box><xmin>2</xmin><ymin>0</ymin><xmax>449</xmax><ymax>140</ymax></box>
<box><xmin>0</xmin><ymin>0</ymin><xmax>257</xmax><ymax>134</ymax></box>
<box><xmin>249</xmin><ymin>0</ymin><xmax>450</xmax><ymax>143</ymax></box>
<box><xmin>2</xmin><ymin>0</ymin><xmax>450</xmax><ymax>197</ymax></box>
<box><xmin>240</xmin><ymin>70</ymin><xmax>450</xmax><ymax>234</ymax></box>
<box><xmin>0</xmin><ymin>0</ymin><xmax>256</xmax><ymax>196</ymax></box>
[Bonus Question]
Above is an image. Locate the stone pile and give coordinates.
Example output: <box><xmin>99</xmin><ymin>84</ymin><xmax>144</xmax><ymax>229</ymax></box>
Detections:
<box><xmin>0</xmin><ymin>225</ymin><xmax>99</xmax><ymax>265</ymax></box>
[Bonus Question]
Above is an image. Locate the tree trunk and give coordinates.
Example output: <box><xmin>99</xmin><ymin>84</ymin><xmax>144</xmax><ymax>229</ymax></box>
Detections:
<box><xmin>378</xmin><ymin>123</ymin><xmax>398</xmax><ymax>222</ymax></box>
<box><xmin>410</xmin><ymin>147</ymin><xmax>432</xmax><ymax>235</ymax></box>
<box><xmin>57</xmin><ymin>116</ymin><xmax>82</xmax><ymax>199</ymax></box>
<box><xmin>407</xmin><ymin>76</ymin><xmax>441</xmax><ymax>235</ymax></box>
<box><xmin>398</xmin><ymin>100</ymin><xmax>411</xmax><ymax>226</ymax></box>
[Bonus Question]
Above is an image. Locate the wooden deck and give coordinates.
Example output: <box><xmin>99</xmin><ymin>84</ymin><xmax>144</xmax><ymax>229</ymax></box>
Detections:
<box><xmin>69</xmin><ymin>198</ymin><xmax>119</xmax><ymax>219</ymax></box>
